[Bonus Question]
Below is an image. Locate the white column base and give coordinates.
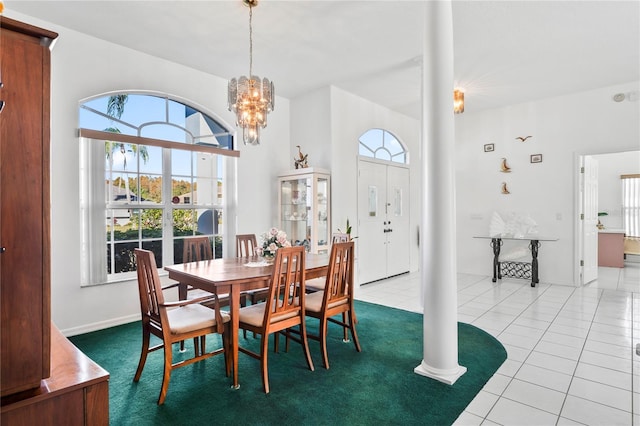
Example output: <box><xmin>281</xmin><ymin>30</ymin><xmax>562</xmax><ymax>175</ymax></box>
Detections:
<box><xmin>414</xmin><ymin>361</ymin><xmax>467</xmax><ymax>385</ymax></box>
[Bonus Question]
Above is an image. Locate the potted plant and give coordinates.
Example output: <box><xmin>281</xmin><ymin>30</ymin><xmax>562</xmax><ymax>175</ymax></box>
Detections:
<box><xmin>597</xmin><ymin>212</ymin><xmax>608</xmax><ymax>230</ymax></box>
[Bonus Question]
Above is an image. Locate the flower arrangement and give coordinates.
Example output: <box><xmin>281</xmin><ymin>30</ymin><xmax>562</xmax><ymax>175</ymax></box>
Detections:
<box><xmin>256</xmin><ymin>227</ymin><xmax>291</xmax><ymax>258</ymax></box>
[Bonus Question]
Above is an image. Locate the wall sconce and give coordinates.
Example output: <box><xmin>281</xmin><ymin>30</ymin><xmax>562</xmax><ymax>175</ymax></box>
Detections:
<box><xmin>454</xmin><ymin>89</ymin><xmax>464</xmax><ymax>114</ymax></box>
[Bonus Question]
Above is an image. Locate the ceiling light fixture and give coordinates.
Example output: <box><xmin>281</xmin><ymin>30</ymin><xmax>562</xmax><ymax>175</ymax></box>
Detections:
<box><xmin>454</xmin><ymin>89</ymin><xmax>464</xmax><ymax>114</ymax></box>
<box><xmin>227</xmin><ymin>0</ymin><xmax>274</xmax><ymax>146</ymax></box>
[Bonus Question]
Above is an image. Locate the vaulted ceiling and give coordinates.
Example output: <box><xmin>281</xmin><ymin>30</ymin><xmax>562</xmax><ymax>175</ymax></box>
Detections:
<box><xmin>6</xmin><ymin>1</ymin><xmax>640</xmax><ymax>118</ymax></box>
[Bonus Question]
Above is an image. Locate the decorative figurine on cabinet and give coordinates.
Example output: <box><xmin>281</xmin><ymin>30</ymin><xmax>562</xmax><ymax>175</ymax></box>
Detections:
<box><xmin>294</xmin><ymin>145</ymin><xmax>309</xmax><ymax>169</ymax></box>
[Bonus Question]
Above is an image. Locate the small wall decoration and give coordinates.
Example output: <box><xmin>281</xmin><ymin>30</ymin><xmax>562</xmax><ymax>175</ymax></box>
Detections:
<box><xmin>484</xmin><ymin>143</ymin><xmax>495</xmax><ymax>152</ymax></box>
<box><xmin>515</xmin><ymin>135</ymin><xmax>532</xmax><ymax>142</ymax></box>
<box><xmin>500</xmin><ymin>158</ymin><xmax>512</xmax><ymax>173</ymax></box>
<box><xmin>501</xmin><ymin>182</ymin><xmax>511</xmax><ymax>194</ymax></box>
<box><xmin>530</xmin><ymin>154</ymin><xmax>543</xmax><ymax>163</ymax></box>
<box><xmin>294</xmin><ymin>145</ymin><xmax>309</xmax><ymax>169</ymax></box>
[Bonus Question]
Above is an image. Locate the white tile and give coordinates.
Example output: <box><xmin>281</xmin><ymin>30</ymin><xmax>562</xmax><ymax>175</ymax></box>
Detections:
<box><xmin>574</xmin><ymin>362</ymin><xmax>632</xmax><ymax>391</ymax></box>
<box><xmin>534</xmin><ymin>340</ymin><xmax>582</xmax><ymax>361</ymax></box>
<box><xmin>579</xmin><ymin>350</ymin><xmax>632</xmax><ymax>374</ymax></box>
<box><xmin>556</xmin><ymin>417</ymin><xmax>587</xmax><ymax>425</ymax></box>
<box><xmin>465</xmin><ymin>390</ymin><xmax>500</xmax><ymax>418</ymax></box>
<box><xmin>453</xmin><ymin>411</ymin><xmax>484</xmax><ymax>426</ymax></box>
<box><xmin>540</xmin><ymin>331</ymin><xmax>585</xmax><ymax>349</ymax></box>
<box><xmin>587</xmin><ymin>330</ymin><xmax>632</xmax><ymax>347</ymax></box>
<box><xmin>514</xmin><ymin>363</ymin><xmax>573</xmax><ymax>393</ymax></box>
<box><xmin>583</xmin><ymin>339</ymin><xmax>631</xmax><ymax>360</ymax></box>
<box><xmin>496</xmin><ymin>359</ymin><xmax>522</xmax><ymax>377</ymax></box>
<box><xmin>486</xmin><ymin>397</ymin><xmax>558</xmax><ymax>425</ymax></box>
<box><xmin>568</xmin><ymin>377</ymin><xmax>631</xmax><ymax>412</ymax></box>
<box><xmin>497</xmin><ymin>332</ymin><xmax>538</xmax><ymax>351</ymax></box>
<box><xmin>502</xmin><ymin>379</ymin><xmax>566</xmax><ymax>414</ymax></box>
<box><xmin>589</xmin><ymin>322</ymin><xmax>632</xmax><ymax>337</ymax></box>
<box><xmin>512</xmin><ymin>316</ymin><xmax>551</xmax><ymax>330</ymax></box>
<box><xmin>482</xmin><ymin>373</ymin><xmax>512</xmax><ymax>396</ymax></box>
<box><xmin>502</xmin><ymin>344</ymin><xmax>531</xmax><ymax>362</ymax></box>
<box><xmin>561</xmin><ymin>395</ymin><xmax>631</xmax><ymax>425</ymax></box>
<box><xmin>525</xmin><ymin>351</ymin><xmax>578</xmax><ymax>375</ymax></box>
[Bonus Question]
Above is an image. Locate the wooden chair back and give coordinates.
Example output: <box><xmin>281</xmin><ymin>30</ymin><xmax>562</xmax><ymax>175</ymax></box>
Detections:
<box><xmin>323</xmin><ymin>241</ymin><xmax>355</xmax><ymax>308</ymax></box>
<box><xmin>264</xmin><ymin>246</ymin><xmax>307</xmax><ymax>332</ymax></box>
<box><xmin>332</xmin><ymin>233</ymin><xmax>349</xmax><ymax>243</ymax></box>
<box><xmin>183</xmin><ymin>236</ymin><xmax>213</xmax><ymax>262</ymax></box>
<box><xmin>134</xmin><ymin>248</ymin><xmax>166</xmax><ymax>328</ymax></box>
<box><xmin>236</xmin><ymin>234</ymin><xmax>258</xmax><ymax>257</ymax></box>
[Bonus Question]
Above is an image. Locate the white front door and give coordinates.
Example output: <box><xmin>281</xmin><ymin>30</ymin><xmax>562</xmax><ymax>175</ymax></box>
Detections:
<box><xmin>580</xmin><ymin>155</ymin><xmax>599</xmax><ymax>284</ymax></box>
<box><xmin>357</xmin><ymin>159</ymin><xmax>410</xmax><ymax>284</ymax></box>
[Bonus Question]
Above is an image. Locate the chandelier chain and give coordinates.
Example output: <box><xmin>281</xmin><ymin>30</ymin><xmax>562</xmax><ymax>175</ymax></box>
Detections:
<box><xmin>248</xmin><ymin>5</ymin><xmax>253</xmax><ymax>77</ymax></box>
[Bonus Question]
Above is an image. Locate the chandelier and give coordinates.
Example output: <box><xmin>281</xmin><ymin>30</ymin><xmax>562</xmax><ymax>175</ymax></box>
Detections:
<box><xmin>228</xmin><ymin>0</ymin><xmax>274</xmax><ymax>146</ymax></box>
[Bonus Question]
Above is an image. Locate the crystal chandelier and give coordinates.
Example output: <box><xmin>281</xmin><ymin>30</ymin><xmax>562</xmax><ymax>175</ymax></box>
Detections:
<box><xmin>228</xmin><ymin>0</ymin><xmax>274</xmax><ymax>146</ymax></box>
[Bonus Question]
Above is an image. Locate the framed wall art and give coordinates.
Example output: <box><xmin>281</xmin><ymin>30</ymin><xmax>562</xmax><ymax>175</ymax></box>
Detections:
<box><xmin>530</xmin><ymin>154</ymin><xmax>543</xmax><ymax>163</ymax></box>
<box><xmin>484</xmin><ymin>143</ymin><xmax>495</xmax><ymax>152</ymax></box>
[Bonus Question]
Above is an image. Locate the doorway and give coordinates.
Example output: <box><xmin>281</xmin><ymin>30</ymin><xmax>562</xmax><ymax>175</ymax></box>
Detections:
<box><xmin>357</xmin><ymin>159</ymin><xmax>410</xmax><ymax>284</ymax></box>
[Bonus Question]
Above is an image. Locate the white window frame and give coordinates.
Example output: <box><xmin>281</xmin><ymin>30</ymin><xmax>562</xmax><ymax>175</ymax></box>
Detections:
<box><xmin>79</xmin><ymin>92</ymin><xmax>238</xmax><ymax>286</ymax></box>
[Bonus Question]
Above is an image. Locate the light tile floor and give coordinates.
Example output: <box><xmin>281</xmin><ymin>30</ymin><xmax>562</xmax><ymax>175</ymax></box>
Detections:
<box><xmin>355</xmin><ymin>261</ymin><xmax>640</xmax><ymax>426</ymax></box>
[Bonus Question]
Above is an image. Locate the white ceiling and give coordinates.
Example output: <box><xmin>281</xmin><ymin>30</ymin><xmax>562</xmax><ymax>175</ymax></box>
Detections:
<box><xmin>6</xmin><ymin>1</ymin><xmax>640</xmax><ymax>119</ymax></box>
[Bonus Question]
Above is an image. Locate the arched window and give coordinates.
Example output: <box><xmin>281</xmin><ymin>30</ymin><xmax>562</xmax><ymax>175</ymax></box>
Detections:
<box><xmin>358</xmin><ymin>128</ymin><xmax>408</xmax><ymax>164</ymax></box>
<box><xmin>79</xmin><ymin>92</ymin><xmax>237</xmax><ymax>285</ymax></box>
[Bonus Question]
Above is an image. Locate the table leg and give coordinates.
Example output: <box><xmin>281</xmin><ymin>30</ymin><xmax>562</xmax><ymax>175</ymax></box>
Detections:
<box><xmin>490</xmin><ymin>238</ymin><xmax>502</xmax><ymax>282</ymax></box>
<box><xmin>529</xmin><ymin>240</ymin><xmax>541</xmax><ymax>287</ymax></box>
<box><xmin>230</xmin><ymin>286</ymin><xmax>241</xmax><ymax>389</ymax></box>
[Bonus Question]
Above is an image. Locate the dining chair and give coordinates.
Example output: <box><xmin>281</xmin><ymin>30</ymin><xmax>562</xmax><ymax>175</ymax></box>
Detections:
<box><xmin>236</xmin><ymin>233</ymin><xmax>258</xmax><ymax>258</ymax></box>
<box><xmin>235</xmin><ymin>233</ymin><xmax>270</xmax><ymax>306</ymax></box>
<box><xmin>305</xmin><ymin>233</ymin><xmax>350</xmax><ymax>293</ymax></box>
<box><xmin>133</xmin><ymin>249</ymin><xmax>231</xmax><ymax>405</ymax></box>
<box><xmin>285</xmin><ymin>241</ymin><xmax>361</xmax><ymax>369</ymax></box>
<box><xmin>179</xmin><ymin>236</ymin><xmax>246</xmax><ymax>308</ymax></box>
<box><xmin>237</xmin><ymin>245</ymin><xmax>315</xmax><ymax>393</ymax></box>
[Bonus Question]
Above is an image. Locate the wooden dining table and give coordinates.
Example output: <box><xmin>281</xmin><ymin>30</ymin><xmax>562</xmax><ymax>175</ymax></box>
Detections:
<box><xmin>164</xmin><ymin>253</ymin><xmax>330</xmax><ymax>389</ymax></box>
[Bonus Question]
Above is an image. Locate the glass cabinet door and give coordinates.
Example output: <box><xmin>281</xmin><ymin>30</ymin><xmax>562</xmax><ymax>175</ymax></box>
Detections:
<box><xmin>279</xmin><ymin>168</ymin><xmax>331</xmax><ymax>254</ymax></box>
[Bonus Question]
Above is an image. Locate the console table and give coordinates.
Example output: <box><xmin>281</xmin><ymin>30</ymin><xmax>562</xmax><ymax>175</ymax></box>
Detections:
<box><xmin>474</xmin><ymin>236</ymin><xmax>558</xmax><ymax>287</ymax></box>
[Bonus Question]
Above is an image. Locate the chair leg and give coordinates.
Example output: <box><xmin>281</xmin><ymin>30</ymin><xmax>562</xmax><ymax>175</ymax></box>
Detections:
<box><xmin>349</xmin><ymin>308</ymin><xmax>362</xmax><ymax>352</ymax></box>
<box><xmin>200</xmin><ymin>335</ymin><xmax>206</xmax><ymax>356</ymax></box>
<box><xmin>158</xmin><ymin>342</ymin><xmax>173</xmax><ymax>405</ymax></box>
<box><xmin>260</xmin><ymin>332</ymin><xmax>271</xmax><ymax>394</ymax></box>
<box><xmin>299</xmin><ymin>317</ymin><xmax>315</xmax><ymax>373</ymax></box>
<box><xmin>133</xmin><ymin>327</ymin><xmax>150</xmax><ymax>382</ymax></box>
<box><xmin>342</xmin><ymin>312</ymin><xmax>350</xmax><ymax>342</ymax></box>
<box><xmin>319</xmin><ymin>317</ymin><xmax>330</xmax><ymax>369</ymax></box>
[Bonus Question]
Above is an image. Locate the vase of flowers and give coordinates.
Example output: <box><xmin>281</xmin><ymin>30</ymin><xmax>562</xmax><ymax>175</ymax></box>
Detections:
<box><xmin>256</xmin><ymin>227</ymin><xmax>291</xmax><ymax>262</ymax></box>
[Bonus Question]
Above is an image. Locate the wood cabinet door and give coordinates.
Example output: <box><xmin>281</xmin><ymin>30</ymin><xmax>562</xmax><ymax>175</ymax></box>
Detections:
<box><xmin>0</xmin><ymin>20</ymin><xmax>53</xmax><ymax>396</ymax></box>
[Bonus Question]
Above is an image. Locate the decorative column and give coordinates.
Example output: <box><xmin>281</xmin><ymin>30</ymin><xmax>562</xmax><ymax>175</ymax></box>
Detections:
<box><xmin>414</xmin><ymin>0</ymin><xmax>467</xmax><ymax>384</ymax></box>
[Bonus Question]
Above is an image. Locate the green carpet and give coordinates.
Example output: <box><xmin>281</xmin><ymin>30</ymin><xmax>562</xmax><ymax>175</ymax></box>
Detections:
<box><xmin>69</xmin><ymin>301</ymin><xmax>506</xmax><ymax>425</ymax></box>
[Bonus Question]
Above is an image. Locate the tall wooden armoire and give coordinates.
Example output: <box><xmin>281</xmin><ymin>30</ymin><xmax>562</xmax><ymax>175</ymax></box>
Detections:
<box><xmin>0</xmin><ymin>16</ymin><xmax>57</xmax><ymax>397</ymax></box>
<box><xmin>1</xmin><ymin>17</ymin><xmax>109</xmax><ymax>425</ymax></box>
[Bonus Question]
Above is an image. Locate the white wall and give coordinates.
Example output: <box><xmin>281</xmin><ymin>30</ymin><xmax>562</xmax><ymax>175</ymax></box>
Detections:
<box><xmin>456</xmin><ymin>81</ymin><xmax>640</xmax><ymax>285</ymax></box>
<box><xmin>596</xmin><ymin>151</ymin><xmax>640</xmax><ymax>230</ymax></box>
<box><xmin>8</xmin><ymin>11</ymin><xmax>290</xmax><ymax>335</ymax></box>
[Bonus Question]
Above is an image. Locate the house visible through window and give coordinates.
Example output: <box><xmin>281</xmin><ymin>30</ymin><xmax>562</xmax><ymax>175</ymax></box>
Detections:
<box><xmin>79</xmin><ymin>92</ymin><xmax>238</xmax><ymax>285</ymax></box>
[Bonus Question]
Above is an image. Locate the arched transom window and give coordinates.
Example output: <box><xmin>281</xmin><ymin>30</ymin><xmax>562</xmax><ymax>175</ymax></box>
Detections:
<box><xmin>358</xmin><ymin>128</ymin><xmax>408</xmax><ymax>164</ymax></box>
